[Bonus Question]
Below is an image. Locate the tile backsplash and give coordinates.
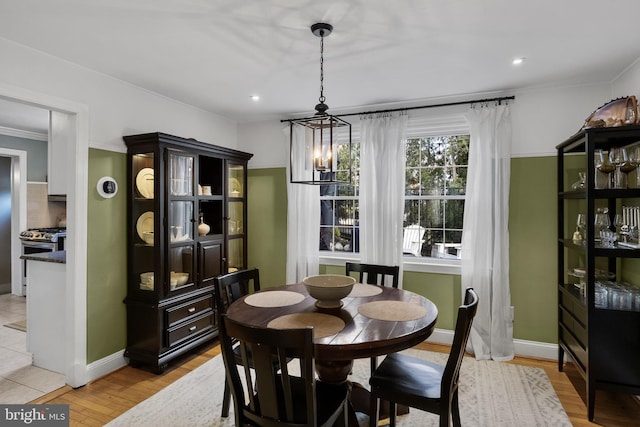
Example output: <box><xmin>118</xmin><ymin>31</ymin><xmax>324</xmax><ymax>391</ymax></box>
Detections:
<box><xmin>27</xmin><ymin>183</ymin><xmax>66</xmax><ymax>228</ymax></box>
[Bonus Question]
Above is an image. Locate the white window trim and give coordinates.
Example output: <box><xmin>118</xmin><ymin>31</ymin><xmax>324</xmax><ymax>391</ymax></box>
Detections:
<box><xmin>319</xmin><ymin>252</ymin><xmax>461</xmax><ymax>275</ymax></box>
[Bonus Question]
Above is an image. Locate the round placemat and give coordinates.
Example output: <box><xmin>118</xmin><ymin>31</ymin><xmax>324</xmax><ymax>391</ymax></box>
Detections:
<box><xmin>267</xmin><ymin>313</ymin><xmax>345</xmax><ymax>339</ymax></box>
<box><xmin>348</xmin><ymin>283</ymin><xmax>383</xmax><ymax>297</ymax></box>
<box><xmin>358</xmin><ymin>301</ymin><xmax>427</xmax><ymax>321</ymax></box>
<box><xmin>244</xmin><ymin>291</ymin><xmax>305</xmax><ymax>308</ymax></box>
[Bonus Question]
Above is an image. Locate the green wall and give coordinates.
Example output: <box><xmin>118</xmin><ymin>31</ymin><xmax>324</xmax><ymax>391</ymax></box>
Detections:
<box><xmin>248</xmin><ymin>157</ymin><xmax>560</xmax><ymax>344</ymax></box>
<box><xmin>86</xmin><ymin>148</ymin><xmax>127</xmax><ymax>363</ymax></box>
<box><xmin>247</xmin><ymin>168</ymin><xmax>288</xmax><ymax>288</ymax></box>
<box><xmin>83</xmin><ymin>154</ymin><xmax>560</xmax><ymax>364</ymax></box>
<box><xmin>509</xmin><ymin>156</ymin><xmax>557</xmax><ymax>342</ymax></box>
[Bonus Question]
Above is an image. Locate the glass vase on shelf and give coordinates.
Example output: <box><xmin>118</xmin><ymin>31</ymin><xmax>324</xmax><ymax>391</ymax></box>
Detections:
<box><xmin>198</xmin><ymin>212</ymin><xmax>210</xmax><ymax>236</ymax></box>
<box><xmin>571</xmin><ymin>172</ymin><xmax>586</xmax><ymax>191</ymax></box>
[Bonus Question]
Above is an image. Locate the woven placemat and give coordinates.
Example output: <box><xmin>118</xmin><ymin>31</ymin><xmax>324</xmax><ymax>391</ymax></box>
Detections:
<box><xmin>244</xmin><ymin>291</ymin><xmax>305</xmax><ymax>308</ymax></box>
<box><xmin>267</xmin><ymin>313</ymin><xmax>345</xmax><ymax>339</ymax></box>
<box><xmin>357</xmin><ymin>300</ymin><xmax>427</xmax><ymax>321</ymax></box>
<box><xmin>348</xmin><ymin>283</ymin><xmax>383</xmax><ymax>297</ymax></box>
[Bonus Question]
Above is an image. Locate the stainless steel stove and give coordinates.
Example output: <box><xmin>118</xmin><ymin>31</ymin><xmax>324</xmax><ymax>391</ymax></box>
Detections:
<box><xmin>20</xmin><ymin>227</ymin><xmax>67</xmax><ymax>292</ymax></box>
<box><xmin>19</xmin><ymin>227</ymin><xmax>67</xmax><ymax>244</ymax></box>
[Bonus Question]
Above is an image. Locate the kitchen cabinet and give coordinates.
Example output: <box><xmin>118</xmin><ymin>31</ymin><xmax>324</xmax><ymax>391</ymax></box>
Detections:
<box><xmin>47</xmin><ymin>110</ymin><xmax>72</xmax><ymax>196</ymax></box>
<box><xmin>23</xmin><ymin>253</ymin><xmax>66</xmax><ymax>374</ymax></box>
<box><xmin>556</xmin><ymin>125</ymin><xmax>640</xmax><ymax>421</ymax></box>
<box><xmin>123</xmin><ymin>132</ymin><xmax>252</xmax><ymax>372</ymax></box>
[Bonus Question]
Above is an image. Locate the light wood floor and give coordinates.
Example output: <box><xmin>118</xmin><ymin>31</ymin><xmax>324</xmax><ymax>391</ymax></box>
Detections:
<box><xmin>32</xmin><ymin>341</ymin><xmax>640</xmax><ymax>426</ymax></box>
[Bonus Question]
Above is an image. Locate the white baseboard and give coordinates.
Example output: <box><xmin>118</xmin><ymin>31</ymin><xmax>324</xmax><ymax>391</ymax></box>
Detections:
<box><xmin>426</xmin><ymin>328</ymin><xmax>559</xmax><ymax>361</ymax></box>
<box><xmin>85</xmin><ymin>350</ymin><xmax>128</xmax><ymax>383</ymax></box>
<box><xmin>84</xmin><ymin>335</ymin><xmax>560</xmax><ymax>384</ymax></box>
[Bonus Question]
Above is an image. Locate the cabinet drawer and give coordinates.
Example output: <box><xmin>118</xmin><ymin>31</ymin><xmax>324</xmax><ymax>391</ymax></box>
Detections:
<box><xmin>168</xmin><ymin>313</ymin><xmax>214</xmax><ymax>347</ymax></box>
<box><xmin>560</xmin><ymin>324</ymin><xmax>587</xmax><ymax>371</ymax></box>
<box><xmin>559</xmin><ymin>308</ymin><xmax>587</xmax><ymax>346</ymax></box>
<box><xmin>166</xmin><ymin>295</ymin><xmax>213</xmax><ymax>327</ymax></box>
<box><xmin>559</xmin><ymin>287</ymin><xmax>586</xmax><ymax>325</ymax></box>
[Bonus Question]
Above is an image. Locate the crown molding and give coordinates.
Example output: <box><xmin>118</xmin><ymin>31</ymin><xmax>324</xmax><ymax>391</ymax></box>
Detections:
<box><xmin>0</xmin><ymin>125</ymin><xmax>47</xmax><ymax>141</ymax></box>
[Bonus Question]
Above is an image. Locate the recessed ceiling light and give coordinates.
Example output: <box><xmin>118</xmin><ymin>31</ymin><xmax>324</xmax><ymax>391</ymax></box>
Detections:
<box><xmin>512</xmin><ymin>57</ymin><xmax>525</xmax><ymax>65</ymax></box>
<box><xmin>250</xmin><ymin>95</ymin><xmax>260</xmax><ymax>101</ymax></box>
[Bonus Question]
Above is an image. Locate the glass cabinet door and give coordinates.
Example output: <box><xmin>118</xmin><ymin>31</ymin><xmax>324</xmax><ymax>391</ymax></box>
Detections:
<box><xmin>169</xmin><ymin>153</ymin><xmax>194</xmax><ymax>197</ymax></box>
<box><xmin>132</xmin><ymin>152</ymin><xmax>156</xmax><ymax>292</ymax></box>
<box><xmin>228</xmin><ymin>164</ymin><xmax>244</xmax><ymax>198</ymax></box>
<box><xmin>168</xmin><ymin>151</ymin><xmax>196</xmax><ymax>292</ymax></box>
<box><xmin>227</xmin><ymin>163</ymin><xmax>246</xmax><ymax>272</ymax></box>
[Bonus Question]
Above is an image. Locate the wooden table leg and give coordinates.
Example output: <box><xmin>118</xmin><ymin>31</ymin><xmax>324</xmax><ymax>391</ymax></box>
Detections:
<box><xmin>315</xmin><ymin>359</ymin><xmax>408</xmax><ymax>426</ymax></box>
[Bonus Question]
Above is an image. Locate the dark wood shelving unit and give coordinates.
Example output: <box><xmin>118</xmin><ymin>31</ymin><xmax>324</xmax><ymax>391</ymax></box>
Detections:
<box><xmin>557</xmin><ymin>125</ymin><xmax>640</xmax><ymax>421</ymax></box>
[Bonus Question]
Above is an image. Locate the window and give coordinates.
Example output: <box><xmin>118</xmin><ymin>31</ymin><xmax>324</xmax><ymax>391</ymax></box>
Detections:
<box><xmin>319</xmin><ymin>126</ymin><xmax>469</xmax><ymax>261</ymax></box>
<box><xmin>404</xmin><ymin>135</ymin><xmax>469</xmax><ymax>259</ymax></box>
<box><xmin>319</xmin><ymin>143</ymin><xmax>360</xmax><ymax>252</ymax></box>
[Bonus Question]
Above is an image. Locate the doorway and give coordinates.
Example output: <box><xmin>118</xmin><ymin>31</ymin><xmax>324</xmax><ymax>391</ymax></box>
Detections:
<box><xmin>0</xmin><ymin>89</ymin><xmax>89</xmax><ymax>388</ymax></box>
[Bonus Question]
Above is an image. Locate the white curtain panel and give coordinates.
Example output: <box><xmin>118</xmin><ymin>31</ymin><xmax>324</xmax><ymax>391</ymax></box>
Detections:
<box><xmin>462</xmin><ymin>103</ymin><xmax>514</xmax><ymax>361</ymax></box>
<box><xmin>359</xmin><ymin>113</ymin><xmax>408</xmax><ymax>282</ymax></box>
<box><xmin>285</xmin><ymin>124</ymin><xmax>320</xmax><ymax>283</ymax></box>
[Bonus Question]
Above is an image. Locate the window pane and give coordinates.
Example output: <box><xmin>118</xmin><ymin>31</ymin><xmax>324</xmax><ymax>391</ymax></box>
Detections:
<box><xmin>320</xmin><ymin>226</ymin><xmax>333</xmax><ymax>250</ymax></box>
<box><xmin>320</xmin><ymin>200</ymin><xmax>334</xmax><ymax>226</ymax></box>
<box><xmin>420</xmin><ymin>200</ymin><xmax>443</xmax><ymax>229</ymax></box>
<box><xmin>448</xmin><ymin>135</ymin><xmax>470</xmax><ymax>166</ymax></box>
<box><xmin>444</xmin><ymin>199</ymin><xmax>465</xmax><ymax>229</ymax></box>
<box><xmin>406</xmin><ymin>168</ymin><xmax>420</xmax><ymax>195</ymax></box>
<box><xmin>335</xmin><ymin>200</ymin><xmax>355</xmax><ymax>225</ymax></box>
<box><xmin>406</xmin><ymin>139</ymin><xmax>420</xmax><ymax>167</ymax></box>
<box><xmin>422</xmin><ymin>138</ymin><xmax>447</xmax><ymax>167</ymax></box>
<box><xmin>446</xmin><ymin>230</ymin><xmax>462</xmax><ymax>244</ymax></box>
<box><xmin>404</xmin><ymin>200</ymin><xmax>420</xmax><ymax>227</ymax></box>
<box><xmin>446</xmin><ymin>166</ymin><xmax>467</xmax><ymax>195</ymax></box>
<box><xmin>421</xmin><ymin>167</ymin><xmax>445</xmax><ymax>195</ymax></box>
<box><xmin>425</xmin><ymin>229</ymin><xmax>443</xmax><ymax>256</ymax></box>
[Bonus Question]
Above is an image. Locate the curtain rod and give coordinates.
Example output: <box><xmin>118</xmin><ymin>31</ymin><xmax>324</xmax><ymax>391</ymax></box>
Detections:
<box><xmin>280</xmin><ymin>95</ymin><xmax>515</xmax><ymax>122</ymax></box>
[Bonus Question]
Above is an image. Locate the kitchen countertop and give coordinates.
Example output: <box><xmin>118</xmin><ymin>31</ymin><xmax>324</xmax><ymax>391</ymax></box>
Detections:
<box><xmin>20</xmin><ymin>250</ymin><xmax>66</xmax><ymax>264</ymax></box>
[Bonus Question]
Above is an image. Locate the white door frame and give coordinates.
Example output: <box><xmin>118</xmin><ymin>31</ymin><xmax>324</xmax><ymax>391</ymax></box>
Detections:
<box><xmin>0</xmin><ymin>83</ymin><xmax>89</xmax><ymax>388</ymax></box>
<box><xmin>0</xmin><ymin>148</ymin><xmax>27</xmax><ymax>296</ymax></box>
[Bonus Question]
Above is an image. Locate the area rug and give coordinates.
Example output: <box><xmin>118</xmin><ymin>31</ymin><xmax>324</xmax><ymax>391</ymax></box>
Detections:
<box><xmin>3</xmin><ymin>319</ymin><xmax>26</xmax><ymax>332</ymax></box>
<box><xmin>106</xmin><ymin>349</ymin><xmax>571</xmax><ymax>427</ymax></box>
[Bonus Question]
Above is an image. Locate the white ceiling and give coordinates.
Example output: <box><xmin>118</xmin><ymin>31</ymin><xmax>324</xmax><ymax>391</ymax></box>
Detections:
<box><xmin>1</xmin><ymin>0</ymin><xmax>640</xmax><ymax>131</ymax></box>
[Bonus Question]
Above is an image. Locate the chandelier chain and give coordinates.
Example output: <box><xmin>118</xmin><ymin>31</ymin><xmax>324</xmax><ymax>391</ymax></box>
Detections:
<box><xmin>319</xmin><ymin>34</ymin><xmax>325</xmax><ymax>103</ymax></box>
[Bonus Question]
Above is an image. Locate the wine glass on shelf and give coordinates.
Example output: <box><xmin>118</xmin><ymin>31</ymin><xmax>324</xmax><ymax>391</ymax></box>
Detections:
<box><xmin>609</xmin><ymin>147</ymin><xmax>623</xmax><ymax>188</ymax></box>
<box><xmin>595</xmin><ymin>149</ymin><xmax>614</xmax><ymax>189</ymax></box>
<box><xmin>619</xmin><ymin>147</ymin><xmax>636</xmax><ymax>188</ymax></box>
<box><xmin>594</xmin><ymin>207</ymin><xmax>611</xmax><ymax>246</ymax></box>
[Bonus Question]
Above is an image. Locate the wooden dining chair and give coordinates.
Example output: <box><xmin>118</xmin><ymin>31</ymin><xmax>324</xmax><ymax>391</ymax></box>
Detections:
<box><xmin>368</xmin><ymin>288</ymin><xmax>479</xmax><ymax>427</ymax></box>
<box><xmin>219</xmin><ymin>313</ymin><xmax>349</xmax><ymax>427</ymax></box>
<box><xmin>345</xmin><ymin>262</ymin><xmax>400</xmax><ymax>288</ymax></box>
<box><xmin>213</xmin><ymin>268</ymin><xmax>260</xmax><ymax>418</ymax></box>
<box><xmin>345</xmin><ymin>262</ymin><xmax>400</xmax><ymax>373</ymax></box>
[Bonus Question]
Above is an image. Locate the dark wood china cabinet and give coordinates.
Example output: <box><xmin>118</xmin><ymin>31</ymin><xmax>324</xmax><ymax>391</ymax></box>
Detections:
<box><xmin>557</xmin><ymin>125</ymin><xmax>640</xmax><ymax>420</ymax></box>
<box><xmin>123</xmin><ymin>132</ymin><xmax>252</xmax><ymax>372</ymax></box>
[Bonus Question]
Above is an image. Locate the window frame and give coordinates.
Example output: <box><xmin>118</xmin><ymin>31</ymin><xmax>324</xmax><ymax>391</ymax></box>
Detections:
<box><xmin>318</xmin><ymin>113</ymin><xmax>469</xmax><ymax>275</ymax></box>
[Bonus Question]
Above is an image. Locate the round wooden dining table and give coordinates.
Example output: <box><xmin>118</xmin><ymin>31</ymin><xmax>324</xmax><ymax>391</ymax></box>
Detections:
<box><xmin>225</xmin><ymin>282</ymin><xmax>438</xmax><ymax>424</ymax></box>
